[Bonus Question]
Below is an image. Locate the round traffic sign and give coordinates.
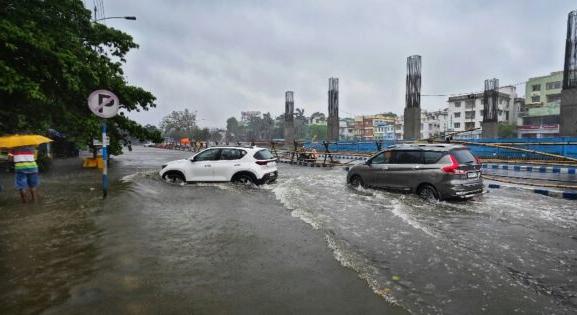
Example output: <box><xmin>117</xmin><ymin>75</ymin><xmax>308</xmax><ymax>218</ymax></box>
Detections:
<box><xmin>88</xmin><ymin>89</ymin><xmax>119</xmax><ymax>118</ymax></box>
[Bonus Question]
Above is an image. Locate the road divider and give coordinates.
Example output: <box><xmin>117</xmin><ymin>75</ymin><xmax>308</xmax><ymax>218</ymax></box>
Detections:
<box><xmin>482</xmin><ymin>163</ymin><xmax>577</xmax><ymax>174</ymax></box>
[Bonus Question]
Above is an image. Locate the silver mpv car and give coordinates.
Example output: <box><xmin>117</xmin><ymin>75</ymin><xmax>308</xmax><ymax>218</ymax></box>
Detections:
<box><xmin>347</xmin><ymin>144</ymin><xmax>483</xmax><ymax>200</ymax></box>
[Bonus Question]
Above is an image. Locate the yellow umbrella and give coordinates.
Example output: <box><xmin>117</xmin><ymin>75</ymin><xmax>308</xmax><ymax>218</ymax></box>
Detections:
<box><xmin>0</xmin><ymin>134</ymin><xmax>53</xmax><ymax>149</ymax></box>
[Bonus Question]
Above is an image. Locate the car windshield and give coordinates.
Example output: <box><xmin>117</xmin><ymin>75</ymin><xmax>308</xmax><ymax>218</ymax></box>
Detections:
<box><xmin>254</xmin><ymin>149</ymin><xmax>274</xmax><ymax>160</ymax></box>
<box><xmin>451</xmin><ymin>149</ymin><xmax>476</xmax><ymax>164</ymax></box>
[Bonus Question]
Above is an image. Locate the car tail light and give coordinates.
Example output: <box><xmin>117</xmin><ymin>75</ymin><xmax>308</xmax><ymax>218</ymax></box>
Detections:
<box><xmin>256</xmin><ymin>160</ymin><xmax>269</xmax><ymax>165</ymax></box>
<box><xmin>475</xmin><ymin>156</ymin><xmax>481</xmax><ymax>165</ymax></box>
<box><xmin>441</xmin><ymin>155</ymin><xmax>466</xmax><ymax>174</ymax></box>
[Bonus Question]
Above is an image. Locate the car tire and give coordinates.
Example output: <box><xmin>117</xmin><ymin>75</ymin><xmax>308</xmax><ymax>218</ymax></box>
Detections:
<box><xmin>233</xmin><ymin>173</ymin><xmax>256</xmax><ymax>185</ymax></box>
<box><xmin>349</xmin><ymin>175</ymin><xmax>365</xmax><ymax>188</ymax></box>
<box><xmin>162</xmin><ymin>171</ymin><xmax>185</xmax><ymax>184</ymax></box>
<box><xmin>417</xmin><ymin>184</ymin><xmax>439</xmax><ymax>201</ymax></box>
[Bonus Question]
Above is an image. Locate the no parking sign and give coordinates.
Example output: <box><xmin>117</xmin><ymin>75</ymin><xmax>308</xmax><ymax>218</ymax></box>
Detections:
<box><xmin>88</xmin><ymin>89</ymin><xmax>119</xmax><ymax>199</ymax></box>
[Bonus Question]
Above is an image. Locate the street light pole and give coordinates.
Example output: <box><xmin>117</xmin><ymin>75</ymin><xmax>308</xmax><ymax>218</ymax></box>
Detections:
<box><xmin>94</xmin><ymin>16</ymin><xmax>136</xmax><ymax>22</ymax></box>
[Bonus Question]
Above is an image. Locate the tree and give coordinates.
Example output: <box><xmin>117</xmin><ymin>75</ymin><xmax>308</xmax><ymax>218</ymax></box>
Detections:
<box><xmin>0</xmin><ymin>0</ymin><xmax>159</xmax><ymax>154</ymax></box>
<box><xmin>198</xmin><ymin>128</ymin><xmax>210</xmax><ymax>142</ymax></box>
<box><xmin>226</xmin><ymin>117</ymin><xmax>240</xmax><ymax>141</ymax></box>
<box><xmin>262</xmin><ymin>112</ymin><xmax>274</xmax><ymax>140</ymax></box>
<box><xmin>498</xmin><ymin>123</ymin><xmax>517</xmax><ymax>138</ymax></box>
<box><xmin>143</xmin><ymin>124</ymin><xmax>162</xmax><ymax>143</ymax></box>
<box><xmin>309</xmin><ymin>124</ymin><xmax>327</xmax><ymax>141</ymax></box>
<box><xmin>273</xmin><ymin>114</ymin><xmax>285</xmax><ymax>139</ymax></box>
<box><xmin>209</xmin><ymin>129</ymin><xmax>223</xmax><ymax>143</ymax></box>
<box><xmin>159</xmin><ymin>109</ymin><xmax>196</xmax><ymax>140</ymax></box>
<box><xmin>294</xmin><ymin>108</ymin><xmax>307</xmax><ymax>140</ymax></box>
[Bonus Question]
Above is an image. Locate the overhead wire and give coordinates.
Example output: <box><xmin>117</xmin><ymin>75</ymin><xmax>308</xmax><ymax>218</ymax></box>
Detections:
<box><xmin>421</xmin><ymin>81</ymin><xmax>527</xmax><ymax>97</ymax></box>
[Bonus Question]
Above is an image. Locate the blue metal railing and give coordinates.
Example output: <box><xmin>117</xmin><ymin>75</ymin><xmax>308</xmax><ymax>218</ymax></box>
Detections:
<box><xmin>303</xmin><ymin>137</ymin><xmax>577</xmax><ymax>159</ymax></box>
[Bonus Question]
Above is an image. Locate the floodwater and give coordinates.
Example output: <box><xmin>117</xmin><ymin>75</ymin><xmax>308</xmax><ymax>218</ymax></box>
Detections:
<box><xmin>1</xmin><ymin>147</ymin><xmax>576</xmax><ymax>314</ymax></box>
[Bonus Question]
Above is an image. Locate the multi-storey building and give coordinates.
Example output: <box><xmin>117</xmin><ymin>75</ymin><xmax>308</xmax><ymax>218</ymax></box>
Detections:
<box><xmin>518</xmin><ymin>71</ymin><xmax>562</xmax><ymax>138</ymax></box>
<box><xmin>339</xmin><ymin>118</ymin><xmax>355</xmax><ymax>140</ymax></box>
<box><xmin>372</xmin><ymin>113</ymin><xmax>397</xmax><ymax>141</ymax></box>
<box><xmin>421</xmin><ymin>109</ymin><xmax>449</xmax><ymax>139</ymax></box>
<box><xmin>447</xmin><ymin>85</ymin><xmax>518</xmax><ymax>139</ymax></box>
<box><xmin>395</xmin><ymin>117</ymin><xmax>404</xmax><ymax>140</ymax></box>
<box><xmin>353</xmin><ymin>114</ymin><xmax>396</xmax><ymax>140</ymax></box>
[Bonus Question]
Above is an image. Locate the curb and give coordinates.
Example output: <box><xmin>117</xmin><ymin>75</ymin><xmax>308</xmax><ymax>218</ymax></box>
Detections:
<box><xmin>486</xmin><ymin>183</ymin><xmax>577</xmax><ymax>200</ymax></box>
<box><xmin>482</xmin><ymin>163</ymin><xmax>576</xmax><ymax>174</ymax></box>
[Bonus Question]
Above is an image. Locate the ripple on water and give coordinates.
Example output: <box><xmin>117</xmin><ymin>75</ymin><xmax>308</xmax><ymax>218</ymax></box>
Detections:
<box><xmin>265</xmin><ymin>165</ymin><xmax>577</xmax><ymax>314</ymax></box>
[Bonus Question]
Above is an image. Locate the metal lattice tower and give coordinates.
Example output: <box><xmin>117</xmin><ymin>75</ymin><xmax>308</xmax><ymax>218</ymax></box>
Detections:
<box><xmin>563</xmin><ymin>10</ymin><xmax>577</xmax><ymax>90</ymax></box>
<box><xmin>483</xmin><ymin>78</ymin><xmax>499</xmax><ymax>122</ymax></box>
<box><xmin>403</xmin><ymin>55</ymin><xmax>422</xmax><ymax>140</ymax></box>
<box><xmin>327</xmin><ymin>78</ymin><xmax>339</xmax><ymax>141</ymax></box>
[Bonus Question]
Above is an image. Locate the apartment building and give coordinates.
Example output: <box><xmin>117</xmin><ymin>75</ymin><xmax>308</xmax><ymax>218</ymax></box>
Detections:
<box><xmin>518</xmin><ymin>71</ymin><xmax>562</xmax><ymax>138</ymax></box>
<box><xmin>447</xmin><ymin>85</ymin><xmax>518</xmax><ymax>139</ymax></box>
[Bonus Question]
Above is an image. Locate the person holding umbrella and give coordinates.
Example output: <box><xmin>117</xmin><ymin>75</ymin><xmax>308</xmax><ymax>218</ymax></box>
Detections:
<box><xmin>9</xmin><ymin>146</ymin><xmax>40</xmax><ymax>203</ymax></box>
<box><xmin>0</xmin><ymin>134</ymin><xmax>52</xmax><ymax>203</ymax></box>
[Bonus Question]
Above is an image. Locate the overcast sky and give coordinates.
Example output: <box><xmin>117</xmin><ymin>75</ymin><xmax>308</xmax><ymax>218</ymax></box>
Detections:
<box><xmin>100</xmin><ymin>0</ymin><xmax>576</xmax><ymax>128</ymax></box>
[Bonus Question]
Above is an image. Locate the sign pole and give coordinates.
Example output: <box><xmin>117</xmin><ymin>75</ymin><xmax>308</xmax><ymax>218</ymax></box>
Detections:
<box><xmin>88</xmin><ymin>89</ymin><xmax>119</xmax><ymax>200</ymax></box>
<box><xmin>102</xmin><ymin>120</ymin><xmax>109</xmax><ymax>199</ymax></box>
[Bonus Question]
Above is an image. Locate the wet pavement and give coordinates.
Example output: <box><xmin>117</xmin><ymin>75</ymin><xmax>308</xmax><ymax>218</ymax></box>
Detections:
<box><xmin>1</xmin><ymin>147</ymin><xmax>576</xmax><ymax>314</ymax></box>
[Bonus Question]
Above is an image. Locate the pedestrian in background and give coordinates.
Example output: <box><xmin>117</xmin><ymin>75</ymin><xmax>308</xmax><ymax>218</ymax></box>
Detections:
<box><xmin>8</xmin><ymin>146</ymin><xmax>39</xmax><ymax>203</ymax></box>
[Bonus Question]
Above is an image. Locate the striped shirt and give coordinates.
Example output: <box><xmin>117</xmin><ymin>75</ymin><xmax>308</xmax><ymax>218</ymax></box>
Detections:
<box><xmin>11</xmin><ymin>146</ymin><xmax>38</xmax><ymax>173</ymax></box>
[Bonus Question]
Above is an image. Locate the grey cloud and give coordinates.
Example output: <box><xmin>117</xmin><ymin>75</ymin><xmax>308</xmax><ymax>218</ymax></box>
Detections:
<box><xmin>104</xmin><ymin>0</ymin><xmax>576</xmax><ymax>127</ymax></box>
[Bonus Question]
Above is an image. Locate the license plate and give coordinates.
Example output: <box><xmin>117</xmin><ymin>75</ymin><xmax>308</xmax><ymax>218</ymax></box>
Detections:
<box><xmin>467</xmin><ymin>172</ymin><xmax>478</xmax><ymax>179</ymax></box>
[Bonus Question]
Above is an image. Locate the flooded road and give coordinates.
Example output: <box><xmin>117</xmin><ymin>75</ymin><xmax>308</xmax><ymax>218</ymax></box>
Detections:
<box><xmin>1</xmin><ymin>147</ymin><xmax>576</xmax><ymax>314</ymax></box>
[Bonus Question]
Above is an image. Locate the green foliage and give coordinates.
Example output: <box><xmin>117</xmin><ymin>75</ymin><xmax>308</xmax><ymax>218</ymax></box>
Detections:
<box><xmin>226</xmin><ymin>117</ymin><xmax>240</xmax><ymax>141</ymax></box>
<box><xmin>225</xmin><ymin>113</ymin><xmax>276</xmax><ymax>142</ymax></box>
<box><xmin>0</xmin><ymin>0</ymin><xmax>159</xmax><ymax>155</ymax></box>
<box><xmin>498</xmin><ymin>123</ymin><xmax>517</xmax><ymax>138</ymax></box>
<box><xmin>160</xmin><ymin>109</ymin><xmax>197</xmax><ymax>140</ymax></box>
<box><xmin>309</xmin><ymin>124</ymin><xmax>327</xmax><ymax>141</ymax></box>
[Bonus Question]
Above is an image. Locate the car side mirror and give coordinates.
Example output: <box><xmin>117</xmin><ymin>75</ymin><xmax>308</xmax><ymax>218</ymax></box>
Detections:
<box><xmin>365</xmin><ymin>160</ymin><xmax>371</xmax><ymax>166</ymax></box>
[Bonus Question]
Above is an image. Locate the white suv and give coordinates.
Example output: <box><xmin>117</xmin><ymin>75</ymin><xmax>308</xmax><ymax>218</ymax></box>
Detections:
<box><xmin>159</xmin><ymin>146</ymin><xmax>278</xmax><ymax>185</ymax></box>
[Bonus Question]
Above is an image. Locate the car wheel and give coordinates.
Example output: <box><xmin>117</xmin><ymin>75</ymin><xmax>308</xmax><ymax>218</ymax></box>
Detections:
<box><xmin>233</xmin><ymin>173</ymin><xmax>255</xmax><ymax>185</ymax></box>
<box><xmin>349</xmin><ymin>175</ymin><xmax>365</xmax><ymax>188</ymax></box>
<box><xmin>163</xmin><ymin>172</ymin><xmax>185</xmax><ymax>184</ymax></box>
<box><xmin>417</xmin><ymin>184</ymin><xmax>439</xmax><ymax>201</ymax></box>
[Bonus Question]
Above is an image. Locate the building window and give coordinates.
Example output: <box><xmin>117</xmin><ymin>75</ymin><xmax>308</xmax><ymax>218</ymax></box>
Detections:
<box><xmin>465</xmin><ymin>100</ymin><xmax>475</xmax><ymax>109</ymax></box>
<box><xmin>465</xmin><ymin>111</ymin><xmax>476</xmax><ymax>119</ymax></box>
<box><xmin>454</xmin><ymin>101</ymin><xmax>461</xmax><ymax>108</ymax></box>
<box><xmin>453</xmin><ymin>122</ymin><xmax>461</xmax><ymax>129</ymax></box>
<box><xmin>531</xmin><ymin>95</ymin><xmax>541</xmax><ymax>103</ymax></box>
<box><xmin>454</xmin><ymin>112</ymin><xmax>461</xmax><ymax>118</ymax></box>
<box><xmin>546</xmin><ymin>94</ymin><xmax>561</xmax><ymax>103</ymax></box>
<box><xmin>532</xmin><ymin>84</ymin><xmax>541</xmax><ymax>91</ymax></box>
<box><xmin>546</xmin><ymin>81</ymin><xmax>561</xmax><ymax>90</ymax></box>
<box><xmin>465</xmin><ymin>122</ymin><xmax>475</xmax><ymax>130</ymax></box>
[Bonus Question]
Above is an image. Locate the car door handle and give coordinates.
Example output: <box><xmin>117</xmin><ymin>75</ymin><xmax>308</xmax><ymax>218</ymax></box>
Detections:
<box><xmin>204</xmin><ymin>165</ymin><xmax>211</xmax><ymax>167</ymax></box>
<box><xmin>234</xmin><ymin>164</ymin><xmax>240</xmax><ymax>166</ymax></box>
<box><xmin>381</xmin><ymin>166</ymin><xmax>389</xmax><ymax>170</ymax></box>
